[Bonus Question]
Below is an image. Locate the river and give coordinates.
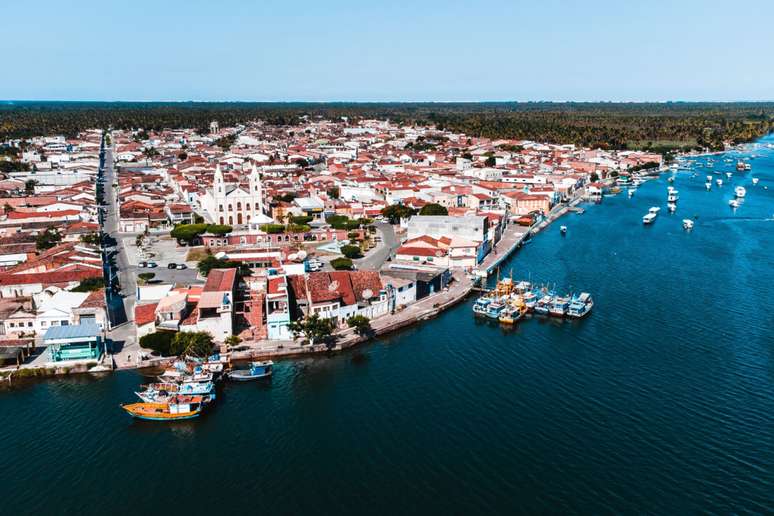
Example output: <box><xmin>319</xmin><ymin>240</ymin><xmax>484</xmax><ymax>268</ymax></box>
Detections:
<box><xmin>2</xmin><ymin>138</ymin><xmax>773</xmax><ymax>514</ymax></box>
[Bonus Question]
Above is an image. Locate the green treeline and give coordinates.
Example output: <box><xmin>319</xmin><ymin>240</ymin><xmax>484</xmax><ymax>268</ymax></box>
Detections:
<box><xmin>1</xmin><ymin>101</ymin><xmax>773</xmax><ymax>151</ymax></box>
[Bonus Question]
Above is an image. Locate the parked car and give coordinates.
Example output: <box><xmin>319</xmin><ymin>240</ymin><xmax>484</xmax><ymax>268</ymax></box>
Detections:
<box><xmin>167</xmin><ymin>262</ymin><xmax>177</xmax><ymax>269</ymax></box>
<box><xmin>146</xmin><ymin>261</ymin><xmax>158</xmax><ymax>268</ymax></box>
<box><xmin>176</xmin><ymin>263</ymin><xmax>187</xmax><ymax>270</ymax></box>
<box><xmin>138</xmin><ymin>261</ymin><xmax>147</xmax><ymax>268</ymax></box>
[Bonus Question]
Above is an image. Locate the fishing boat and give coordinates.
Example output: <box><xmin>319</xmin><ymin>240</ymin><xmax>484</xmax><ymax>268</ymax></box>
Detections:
<box><xmin>228</xmin><ymin>361</ymin><xmax>273</xmax><ymax>381</ymax></box>
<box><xmin>729</xmin><ymin>199</ymin><xmax>739</xmax><ymax>208</ymax></box>
<box><xmin>744</xmin><ymin>162</ymin><xmax>752</xmax><ymax>171</ymax></box>
<box><xmin>567</xmin><ymin>293</ymin><xmax>593</xmax><ymax>318</ymax></box>
<box><xmin>548</xmin><ymin>296</ymin><xmax>570</xmax><ymax>317</ymax></box>
<box><xmin>735</xmin><ymin>186</ymin><xmax>746</xmax><ymax>198</ymax></box>
<box><xmin>137</xmin><ymin>389</ymin><xmax>214</xmax><ymax>404</ymax></box>
<box><xmin>522</xmin><ymin>290</ymin><xmax>538</xmax><ymax>311</ymax></box>
<box><xmin>667</xmin><ymin>176</ymin><xmax>675</xmax><ymax>183</ymax></box>
<box><xmin>705</xmin><ymin>182</ymin><xmax>712</xmax><ymax>190</ymax></box>
<box><xmin>484</xmin><ymin>301</ymin><xmax>506</xmax><ymax>319</ymax></box>
<box><xmin>121</xmin><ymin>395</ymin><xmax>205</xmax><ymax>421</ymax></box>
<box><xmin>716</xmin><ymin>178</ymin><xmax>723</xmax><ymax>187</ymax></box>
<box><xmin>752</xmin><ymin>177</ymin><xmax>759</xmax><ymax>185</ymax></box>
<box><xmin>649</xmin><ymin>207</ymin><xmax>660</xmax><ymax>214</ymax></box>
<box><xmin>682</xmin><ymin>219</ymin><xmax>694</xmax><ymax>230</ymax></box>
<box><xmin>628</xmin><ymin>189</ymin><xmax>635</xmax><ymax>198</ymax></box>
<box><xmin>706</xmin><ymin>175</ymin><xmax>713</xmax><ymax>181</ymax></box>
<box><xmin>667</xmin><ymin>203</ymin><xmax>677</xmax><ymax>213</ymax></box>
<box><xmin>472</xmin><ymin>297</ymin><xmax>492</xmax><ymax>316</ymax></box>
<box><xmin>498</xmin><ymin>303</ymin><xmax>527</xmax><ymax>324</ymax></box>
<box><xmin>642</xmin><ymin>212</ymin><xmax>657</xmax><ymax>224</ymax></box>
<box><xmin>560</xmin><ymin>225</ymin><xmax>567</xmax><ymax>235</ymax></box>
<box><xmin>667</xmin><ymin>192</ymin><xmax>679</xmax><ymax>203</ymax></box>
<box><xmin>736</xmin><ymin>160</ymin><xmax>746</xmax><ymax>171</ymax></box>
<box><xmin>533</xmin><ymin>295</ymin><xmax>553</xmax><ymax>316</ymax></box>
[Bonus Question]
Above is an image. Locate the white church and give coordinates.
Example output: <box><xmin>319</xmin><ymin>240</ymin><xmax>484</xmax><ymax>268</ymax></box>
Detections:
<box><xmin>202</xmin><ymin>164</ymin><xmax>274</xmax><ymax>227</ymax></box>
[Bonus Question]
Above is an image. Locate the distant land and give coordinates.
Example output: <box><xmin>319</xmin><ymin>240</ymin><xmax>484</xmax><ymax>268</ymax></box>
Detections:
<box><xmin>2</xmin><ymin>101</ymin><xmax>773</xmax><ymax>153</ymax></box>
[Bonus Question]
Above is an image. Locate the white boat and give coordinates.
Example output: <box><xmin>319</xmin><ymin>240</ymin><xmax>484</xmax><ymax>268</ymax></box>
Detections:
<box><xmin>716</xmin><ymin>179</ymin><xmax>723</xmax><ymax>187</ymax></box>
<box><xmin>667</xmin><ymin>191</ymin><xmax>679</xmax><ymax>202</ymax></box>
<box><xmin>735</xmin><ymin>186</ymin><xmax>746</xmax><ymax>198</ymax></box>
<box><xmin>706</xmin><ymin>175</ymin><xmax>713</xmax><ymax>181</ymax></box>
<box><xmin>682</xmin><ymin>219</ymin><xmax>694</xmax><ymax>230</ymax></box>
<box><xmin>649</xmin><ymin>207</ymin><xmax>660</xmax><ymax>214</ymax></box>
<box><xmin>628</xmin><ymin>189</ymin><xmax>635</xmax><ymax>198</ymax></box>
<box><xmin>643</xmin><ymin>213</ymin><xmax>657</xmax><ymax>224</ymax></box>
<box><xmin>752</xmin><ymin>177</ymin><xmax>759</xmax><ymax>185</ymax></box>
<box><xmin>560</xmin><ymin>225</ymin><xmax>567</xmax><ymax>235</ymax></box>
<box><xmin>667</xmin><ymin>176</ymin><xmax>675</xmax><ymax>183</ymax></box>
<box><xmin>726</xmin><ymin>172</ymin><xmax>733</xmax><ymax>179</ymax></box>
<box><xmin>668</xmin><ymin>203</ymin><xmax>677</xmax><ymax>213</ymax></box>
<box><xmin>705</xmin><ymin>182</ymin><xmax>712</xmax><ymax>190</ymax></box>
<box><xmin>729</xmin><ymin>199</ymin><xmax>739</xmax><ymax>208</ymax></box>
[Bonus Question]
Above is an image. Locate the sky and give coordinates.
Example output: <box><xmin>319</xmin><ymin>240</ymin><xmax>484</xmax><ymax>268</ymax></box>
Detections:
<box><xmin>2</xmin><ymin>0</ymin><xmax>774</xmax><ymax>102</ymax></box>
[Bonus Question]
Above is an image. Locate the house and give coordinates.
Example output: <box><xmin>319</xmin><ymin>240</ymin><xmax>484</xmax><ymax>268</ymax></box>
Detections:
<box><xmin>43</xmin><ymin>323</ymin><xmax>103</xmax><ymax>364</ymax></box>
<box><xmin>179</xmin><ymin>268</ymin><xmax>236</xmax><ymax>342</ymax></box>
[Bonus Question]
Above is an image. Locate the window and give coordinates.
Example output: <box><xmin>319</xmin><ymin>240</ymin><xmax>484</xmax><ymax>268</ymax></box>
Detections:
<box><xmin>219</xmin><ymin>204</ymin><xmax>224</xmax><ymax>212</ymax></box>
<box><xmin>61</xmin><ymin>320</ymin><xmax>69</xmax><ymax>326</ymax></box>
<box><xmin>237</xmin><ymin>202</ymin><xmax>242</xmax><ymax>210</ymax></box>
<box><xmin>246</xmin><ymin>203</ymin><xmax>250</xmax><ymax>211</ymax></box>
<box><xmin>228</xmin><ymin>205</ymin><xmax>233</xmax><ymax>211</ymax></box>
<box><xmin>27</xmin><ymin>322</ymin><xmax>32</xmax><ymax>327</ymax></box>
<box><xmin>8</xmin><ymin>323</ymin><xmax>14</xmax><ymax>328</ymax></box>
<box><xmin>41</xmin><ymin>321</ymin><xmax>47</xmax><ymax>327</ymax></box>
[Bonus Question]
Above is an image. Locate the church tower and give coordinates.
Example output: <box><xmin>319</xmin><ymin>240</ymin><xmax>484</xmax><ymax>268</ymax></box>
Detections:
<box><xmin>214</xmin><ymin>164</ymin><xmax>224</xmax><ymax>195</ymax></box>
<box><xmin>249</xmin><ymin>163</ymin><xmax>263</xmax><ymax>214</ymax></box>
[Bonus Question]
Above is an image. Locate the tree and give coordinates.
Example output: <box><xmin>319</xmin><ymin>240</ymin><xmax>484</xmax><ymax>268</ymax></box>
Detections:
<box><xmin>25</xmin><ymin>179</ymin><xmax>39</xmax><ymax>195</ymax></box>
<box><xmin>288</xmin><ymin>314</ymin><xmax>335</xmax><ymax>346</ymax></box>
<box><xmin>260</xmin><ymin>223</ymin><xmax>286</xmax><ymax>234</ymax></box>
<box><xmin>206</xmin><ymin>224</ymin><xmax>233</xmax><ymax>236</ymax></box>
<box><xmin>419</xmin><ymin>203</ymin><xmax>448</xmax><ymax>216</ymax></box>
<box><xmin>327</xmin><ymin>186</ymin><xmax>340</xmax><ymax>199</ymax></box>
<box><xmin>381</xmin><ymin>204</ymin><xmax>416</xmax><ymax>224</ymax></box>
<box><xmin>589</xmin><ymin>172</ymin><xmax>600</xmax><ymax>182</ymax></box>
<box><xmin>170</xmin><ymin>223</ymin><xmax>210</xmax><ymax>244</ymax></box>
<box><xmin>137</xmin><ymin>272</ymin><xmax>155</xmax><ymax>285</ymax></box>
<box><xmin>170</xmin><ymin>331</ymin><xmax>215</xmax><ymax>357</ymax></box>
<box><xmin>177</xmin><ymin>151</ymin><xmax>188</xmax><ymax>161</ymax></box>
<box><xmin>224</xmin><ymin>335</ymin><xmax>242</xmax><ymax>349</ymax></box>
<box><xmin>330</xmin><ymin>257</ymin><xmax>353</xmax><ymax>270</ymax></box>
<box><xmin>80</xmin><ymin>232</ymin><xmax>101</xmax><ymax>246</ymax></box>
<box><xmin>347</xmin><ymin>315</ymin><xmax>373</xmax><ymax>337</ymax></box>
<box><xmin>485</xmin><ymin>156</ymin><xmax>497</xmax><ymax>167</ymax></box>
<box><xmin>71</xmin><ymin>277</ymin><xmax>105</xmax><ymax>292</ymax></box>
<box><xmin>340</xmin><ymin>244</ymin><xmax>363</xmax><ymax>259</ymax></box>
<box><xmin>139</xmin><ymin>331</ymin><xmax>175</xmax><ymax>356</ymax></box>
<box><xmin>3</xmin><ymin>203</ymin><xmax>14</xmax><ymax>213</ymax></box>
<box><xmin>197</xmin><ymin>255</ymin><xmax>231</xmax><ymax>276</ymax></box>
<box><xmin>36</xmin><ymin>227</ymin><xmax>62</xmax><ymax>250</ymax></box>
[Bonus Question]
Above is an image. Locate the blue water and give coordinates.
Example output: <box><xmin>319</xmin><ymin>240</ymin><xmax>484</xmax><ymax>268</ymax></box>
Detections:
<box><xmin>2</xmin><ymin>139</ymin><xmax>773</xmax><ymax>514</ymax></box>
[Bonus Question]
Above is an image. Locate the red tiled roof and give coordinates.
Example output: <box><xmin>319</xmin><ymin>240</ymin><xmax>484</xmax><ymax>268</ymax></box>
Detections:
<box><xmin>0</xmin><ymin>268</ymin><xmax>101</xmax><ymax>286</ymax></box>
<box><xmin>134</xmin><ymin>302</ymin><xmax>158</xmax><ymax>326</ymax></box>
<box><xmin>203</xmin><ymin>268</ymin><xmax>237</xmax><ymax>292</ymax></box>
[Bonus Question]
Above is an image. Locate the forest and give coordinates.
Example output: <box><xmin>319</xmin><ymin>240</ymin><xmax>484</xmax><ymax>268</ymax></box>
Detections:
<box><xmin>1</xmin><ymin>101</ymin><xmax>773</xmax><ymax>152</ymax></box>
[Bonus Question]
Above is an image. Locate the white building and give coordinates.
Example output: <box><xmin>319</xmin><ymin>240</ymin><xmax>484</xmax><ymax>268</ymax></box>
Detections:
<box><xmin>201</xmin><ymin>164</ymin><xmax>273</xmax><ymax>227</ymax></box>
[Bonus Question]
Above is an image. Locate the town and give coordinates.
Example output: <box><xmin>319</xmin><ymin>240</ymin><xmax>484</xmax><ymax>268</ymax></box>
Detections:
<box><xmin>0</xmin><ymin>117</ymin><xmax>662</xmax><ymax>375</ymax></box>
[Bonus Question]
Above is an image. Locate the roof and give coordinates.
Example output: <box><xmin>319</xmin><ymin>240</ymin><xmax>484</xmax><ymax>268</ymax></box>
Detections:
<box><xmin>134</xmin><ymin>303</ymin><xmax>159</xmax><ymax>326</ymax></box>
<box><xmin>43</xmin><ymin>323</ymin><xmax>101</xmax><ymax>342</ymax></box>
<box><xmin>203</xmin><ymin>268</ymin><xmax>237</xmax><ymax>292</ymax></box>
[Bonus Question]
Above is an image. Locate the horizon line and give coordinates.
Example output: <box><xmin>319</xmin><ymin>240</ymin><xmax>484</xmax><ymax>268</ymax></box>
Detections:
<box><xmin>4</xmin><ymin>99</ymin><xmax>774</xmax><ymax>105</ymax></box>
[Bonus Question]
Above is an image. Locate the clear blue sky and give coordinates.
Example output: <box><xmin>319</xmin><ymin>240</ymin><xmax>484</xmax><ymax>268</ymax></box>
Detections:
<box><xmin>3</xmin><ymin>0</ymin><xmax>773</xmax><ymax>102</ymax></box>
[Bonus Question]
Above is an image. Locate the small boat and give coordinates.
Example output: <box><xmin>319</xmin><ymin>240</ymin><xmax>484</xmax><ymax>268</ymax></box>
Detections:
<box><xmin>667</xmin><ymin>203</ymin><xmax>677</xmax><ymax>213</ymax></box>
<box><xmin>228</xmin><ymin>361</ymin><xmax>274</xmax><ymax>381</ymax></box>
<box><xmin>649</xmin><ymin>207</ymin><xmax>660</xmax><ymax>214</ymax></box>
<box><xmin>522</xmin><ymin>291</ymin><xmax>538</xmax><ymax>311</ymax></box>
<box><xmin>736</xmin><ymin>160</ymin><xmax>746</xmax><ymax>171</ymax></box>
<box><xmin>716</xmin><ymin>179</ymin><xmax>723</xmax><ymax>187</ymax></box>
<box><xmin>729</xmin><ymin>199</ymin><xmax>739</xmax><ymax>208</ymax></box>
<box><xmin>752</xmin><ymin>177</ymin><xmax>759</xmax><ymax>185</ymax></box>
<box><xmin>548</xmin><ymin>296</ymin><xmax>570</xmax><ymax>317</ymax></box>
<box><xmin>667</xmin><ymin>176</ymin><xmax>675</xmax><ymax>183</ymax></box>
<box><xmin>121</xmin><ymin>395</ymin><xmax>205</xmax><ymax>421</ymax></box>
<box><xmin>643</xmin><ymin>213</ymin><xmax>657</xmax><ymax>224</ymax></box>
<box><xmin>560</xmin><ymin>225</ymin><xmax>567</xmax><ymax>235</ymax></box>
<box><xmin>533</xmin><ymin>295</ymin><xmax>553</xmax><ymax>316</ymax></box>
<box><xmin>735</xmin><ymin>186</ymin><xmax>746</xmax><ymax>198</ymax></box>
<box><xmin>498</xmin><ymin>303</ymin><xmax>526</xmax><ymax>324</ymax></box>
<box><xmin>567</xmin><ymin>293</ymin><xmax>593</xmax><ymax>318</ymax></box>
<box><xmin>667</xmin><ymin>192</ymin><xmax>679</xmax><ymax>202</ymax></box>
<box><xmin>706</xmin><ymin>175</ymin><xmax>713</xmax><ymax>181</ymax></box>
<box><xmin>485</xmin><ymin>301</ymin><xmax>506</xmax><ymax>319</ymax></box>
<box><xmin>682</xmin><ymin>219</ymin><xmax>694</xmax><ymax>230</ymax></box>
<box><xmin>472</xmin><ymin>297</ymin><xmax>491</xmax><ymax>316</ymax></box>
<box><xmin>628</xmin><ymin>189</ymin><xmax>635</xmax><ymax>198</ymax></box>
<box><xmin>705</xmin><ymin>182</ymin><xmax>712</xmax><ymax>190</ymax></box>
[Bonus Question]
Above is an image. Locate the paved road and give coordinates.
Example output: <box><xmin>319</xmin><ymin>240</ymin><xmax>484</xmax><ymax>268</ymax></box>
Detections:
<box><xmin>354</xmin><ymin>222</ymin><xmax>400</xmax><ymax>270</ymax></box>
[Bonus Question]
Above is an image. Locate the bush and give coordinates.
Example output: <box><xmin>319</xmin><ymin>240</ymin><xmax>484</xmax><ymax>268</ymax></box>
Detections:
<box><xmin>419</xmin><ymin>203</ymin><xmax>448</xmax><ymax>216</ymax></box>
<box><xmin>331</xmin><ymin>257</ymin><xmax>353</xmax><ymax>270</ymax></box>
<box><xmin>206</xmin><ymin>224</ymin><xmax>233</xmax><ymax>235</ymax></box>
<box><xmin>71</xmin><ymin>277</ymin><xmax>105</xmax><ymax>292</ymax></box>
<box><xmin>139</xmin><ymin>332</ymin><xmax>175</xmax><ymax>356</ymax></box>
<box><xmin>347</xmin><ymin>315</ymin><xmax>373</xmax><ymax>336</ymax></box>
<box><xmin>340</xmin><ymin>245</ymin><xmax>363</xmax><ymax>259</ymax></box>
<box><xmin>260</xmin><ymin>224</ymin><xmax>286</xmax><ymax>234</ymax></box>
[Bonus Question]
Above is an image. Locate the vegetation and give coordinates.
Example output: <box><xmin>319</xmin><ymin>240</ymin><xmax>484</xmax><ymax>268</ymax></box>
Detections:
<box><xmin>259</xmin><ymin>223</ymin><xmax>286</xmax><ymax>234</ymax></box>
<box><xmin>224</xmin><ymin>335</ymin><xmax>241</xmax><ymax>348</ymax></box>
<box><xmin>347</xmin><ymin>315</ymin><xmax>373</xmax><ymax>337</ymax></box>
<box><xmin>79</xmin><ymin>232</ymin><xmax>101</xmax><ymax>246</ymax></box>
<box><xmin>170</xmin><ymin>223</ymin><xmax>232</xmax><ymax>244</ymax></box>
<box><xmin>330</xmin><ymin>257</ymin><xmax>354</xmax><ymax>270</ymax></box>
<box><xmin>71</xmin><ymin>277</ymin><xmax>105</xmax><ymax>292</ymax></box>
<box><xmin>418</xmin><ymin>203</ymin><xmax>448</xmax><ymax>216</ymax></box>
<box><xmin>484</xmin><ymin>156</ymin><xmax>497</xmax><ymax>167</ymax></box>
<box><xmin>3</xmin><ymin>101</ymin><xmax>774</xmax><ymax>152</ymax></box>
<box><xmin>35</xmin><ymin>227</ymin><xmax>62</xmax><ymax>250</ymax></box>
<box><xmin>381</xmin><ymin>204</ymin><xmax>417</xmax><ymax>224</ymax></box>
<box><xmin>340</xmin><ymin>244</ymin><xmax>363</xmax><ymax>259</ymax></box>
<box><xmin>171</xmin><ymin>331</ymin><xmax>215</xmax><ymax>357</ymax></box>
<box><xmin>288</xmin><ymin>314</ymin><xmax>336</xmax><ymax>346</ymax></box>
<box><xmin>24</xmin><ymin>179</ymin><xmax>38</xmax><ymax>195</ymax></box>
<box><xmin>139</xmin><ymin>331</ymin><xmax>175</xmax><ymax>356</ymax></box>
<box><xmin>137</xmin><ymin>272</ymin><xmax>156</xmax><ymax>284</ymax></box>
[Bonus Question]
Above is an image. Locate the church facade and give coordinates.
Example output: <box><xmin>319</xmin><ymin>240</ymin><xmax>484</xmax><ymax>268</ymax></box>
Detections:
<box><xmin>202</xmin><ymin>164</ymin><xmax>273</xmax><ymax>227</ymax></box>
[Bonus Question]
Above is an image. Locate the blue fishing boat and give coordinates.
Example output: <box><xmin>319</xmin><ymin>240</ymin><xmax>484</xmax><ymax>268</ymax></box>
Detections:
<box><xmin>472</xmin><ymin>297</ymin><xmax>492</xmax><ymax>316</ymax></box>
<box><xmin>485</xmin><ymin>301</ymin><xmax>506</xmax><ymax>319</ymax></box>
<box><xmin>228</xmin><ymin>361</ymin><xmax>273</xmax><ymax>381</ymax></box>
<box><xmin>533</xmin><ymin>295</ymin><xmax>553</xmax><ymax>316</ymax></box>
<box><xmin>567</xmin><ymin>293</ymin><xmax>594</xmax><ymax>318</ymax></box>
<box><xmin>549</xmin><ymin>296</ymin><xmax>570</xmax><ymax>317</ymax></box>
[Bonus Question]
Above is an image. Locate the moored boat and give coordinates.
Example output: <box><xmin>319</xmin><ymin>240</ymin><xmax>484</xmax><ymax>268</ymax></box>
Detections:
<box><xmin>548</xmin><ymin>296</ymin><xmax>570</xmax><ymax>317</ymax></box>
<box><xmin>643</xmin><ymin>212</ymin><xmax>657</xmax><ymax>224</ymax></box>
<box><xmin>735</xmin><ymin>186</ymin><xmax>746</xmax><ymax>198</ymax></box>
<box><xmin>567</xmin><ymin>293</ymin><xmax>593</xmax><ymax>318</ymax></box>
<box><xmin>228</xmin><ymin>361</ymin><xmax>273</xmax><ymax>381</ymax></box>
<box><xmin>682</xmin><ymin>219</ymin><xmax>694</xmax><ymax>230</ymax></box>
<box><xmin>121</xmin><ymin>395</ymin><xmax>205</xmax><ymax>421</ymax></box>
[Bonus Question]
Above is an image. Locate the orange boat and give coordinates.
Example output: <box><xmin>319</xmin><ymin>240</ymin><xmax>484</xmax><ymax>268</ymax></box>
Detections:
<box><xmin>121</xmin><ymin>395</ymin><xmax>204</xmax><ymax>421</ymax></box>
